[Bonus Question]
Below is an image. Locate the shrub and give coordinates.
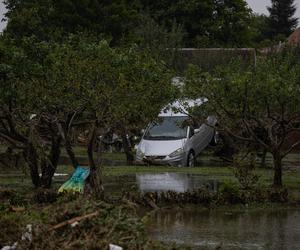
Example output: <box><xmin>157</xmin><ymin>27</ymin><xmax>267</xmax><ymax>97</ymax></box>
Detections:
<box><xmin>233</xmin><ymin>153</ymin><xmax>260</xmax><ymax>190</ymax></box>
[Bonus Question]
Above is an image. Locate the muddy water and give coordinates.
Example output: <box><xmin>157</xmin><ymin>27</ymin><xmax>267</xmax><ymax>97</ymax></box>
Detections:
<box><xmin>104</xmin><ymin>173</ymin><xmax>219</xmax><ymax>194</ymax></box>
<box><xmin>148</xmin><ymin>209</ymin><xmax>300</xmax><ymax>250</ymax></box>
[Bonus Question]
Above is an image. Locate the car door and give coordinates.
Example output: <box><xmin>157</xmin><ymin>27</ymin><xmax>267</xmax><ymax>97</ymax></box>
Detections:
<box><xmin>192</xmin><ymin>116</ymin><xmax>216</xmax><ymax>156</ymax></box>
<box><xmin>193</xmin><ymin>123</ymin><xmax>210</xmax><ymax>155</ymax></box>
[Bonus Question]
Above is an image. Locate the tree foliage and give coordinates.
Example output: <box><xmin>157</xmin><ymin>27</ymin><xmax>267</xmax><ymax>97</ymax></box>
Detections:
<box><xmin>3</xmin><ymin>0</ymin><xmax>140</xmax><ymax>45</ymax></box>
<box><xmin>183</xmin><ymin>51</ymin><xmax>300</xmax><ymax>187</ymax></box>
<box><xmin>0</xmin><ymin>35</ymin><xmax>175</xmax><ymax>189</ymax></box>
<box><xmin>3</xmin><ymin>0</ymin><xmax>254</xmax><ymax>47</ymax></box>
<box><xmin>248</xmin><ymin>14</ymin><xmax>271</xmax><ymax>47</ymax></box>
<box><xmin>267</xmin><ymin>0</ymin><xmax>299</xmax><ymax>39</ymax></box>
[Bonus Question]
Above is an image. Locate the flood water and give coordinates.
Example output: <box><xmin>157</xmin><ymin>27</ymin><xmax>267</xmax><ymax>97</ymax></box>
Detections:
<box><xmin>148</xmin><ymin>208</ymin><xmax>300</xmax><ymax>250</ymax></box>
<box><xmin>104</xmin><ymin>173</ymin><xmax>219</xmax><ymax>194</ymax></box>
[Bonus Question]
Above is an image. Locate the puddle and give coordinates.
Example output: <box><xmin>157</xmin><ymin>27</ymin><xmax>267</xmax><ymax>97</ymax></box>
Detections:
<box><xmin>136</xmin><ymin>173</ymin><xmax>218</xmax><ymax>193</ymax></box>
<box><xmin>39</xmin><ymin>173</ymin><xmax>68</xmax><ymax>177</ymax></box>
<box><xmin>148</xmin><ymin>209</ymin><xmax>300</xmax><ymax>250</ymax></box>
<box><xmin>104</xmin><ymin>173</ymin><xmax>219</xmax><ymax>194</ymax></box>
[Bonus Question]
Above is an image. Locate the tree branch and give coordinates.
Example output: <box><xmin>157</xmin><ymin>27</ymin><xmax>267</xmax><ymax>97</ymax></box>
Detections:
<box><xmin>0</xmin><ymin>133</ymin><xmax>26</xmax><ymax>149</ymax></box>
<box><xmin>220</xmin><ymin>126</ymin><xmax>254</xmax><ymax>142</ymax></box>
<box><xmin>242</xmin><ymin>119</ymin><xmax>270</xmax><ymax>150</ymax></box>
<box><xmin>282</xmin><ymin>140</ymin><xmax>300</xmax><ymax>158</ymax></box>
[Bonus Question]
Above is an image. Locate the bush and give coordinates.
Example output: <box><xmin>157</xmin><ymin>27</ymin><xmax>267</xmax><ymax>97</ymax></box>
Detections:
<box><xmin>218</xmin><ymin>181</ymin><xmax>241</xmax><ymax>204</ymax></box>
<box><xmin>233</xmin><ymin>153</ymin><xmax>260</xmax><ymax>190</ymax></box>
<box><xmin>268</xmin><ymin>188</ymin><xmax>289</xmax><ymax>203</ymax></box>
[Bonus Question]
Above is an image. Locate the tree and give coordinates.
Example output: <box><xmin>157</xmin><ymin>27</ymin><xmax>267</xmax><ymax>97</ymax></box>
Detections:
<box><xmin>138</xmin><ymin>0</ymin><xmax>253</xmax><ymax>47</ymax></box>
<box><xmin>211</xmin><ymin>0</ymin><xmax>253</xmax><ymax>47</ymax></box>
<box><xmin>3</xmin><ymin>0</ymin><xmax>140</xmax><ymax>45</ymax></box>
<box><xmin>248</xmin><ymin>14</ymin><xmax>271</xmax><ymax>47</ymax></box>
<box><xmin>134</xmin><ymin>14</ymin><xmax>185</xmax><ymax>73</ymax></box>
<box><xmin>184</xmin><ymin>51</ymin><xmax>300</xmax><ymax>188</ymax></box>
<box><xmin>44</xmin><ymin>39</ymin><xmax>175</xmax><ymax>192</ymax></box>
<box><xmin>267</xmin><ymin>0</ymin><xmax>299</xmax><ymax>39</ymax></box>
<box><xmin>3</xmin><ymin>0</ymin><xmax>254</xmax><ymax>47</ymax></box>
<box><xmin>0</xmin><ymin>37</ymin><xmax>63</xmax><ymax>188</ymax></box>
<box><xmin>0</xmin><ymin>34</ymin><xmax>174</xmax><ymax>192</ymax></box>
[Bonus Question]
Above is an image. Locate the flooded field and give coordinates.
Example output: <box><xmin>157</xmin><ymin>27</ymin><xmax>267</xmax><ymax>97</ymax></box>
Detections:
<box><xmin>148</xmin><ymin>208</ymin><xmax>300</xmax><ymax>250</ymax></box>
<box><xmin>1</xmin><ymin>151</ymin><xmax>300</xmax><ymax>250</ymax></box>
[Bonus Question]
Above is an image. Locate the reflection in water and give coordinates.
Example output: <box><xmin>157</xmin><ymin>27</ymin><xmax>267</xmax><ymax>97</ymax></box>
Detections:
<box><xmin>104</xmin><ymin>173</ymin><xmax>219</xmax><ymax>194</ymax></box>
<box><xmin>136</xmin><ymin>173</ymin><xmax>218</xmax><ymax>193</ymax></box>
<box><xmin>148</xmin><ymin>209</ymin><xmax>300</xmax><ymax>250</ymax></box>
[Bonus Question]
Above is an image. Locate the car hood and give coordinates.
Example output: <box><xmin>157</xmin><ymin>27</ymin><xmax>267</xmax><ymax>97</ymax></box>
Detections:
<box><xmin>138</xmin><ymin>139</ymin><xmax>185</xmax><ymax>156</ymax></box>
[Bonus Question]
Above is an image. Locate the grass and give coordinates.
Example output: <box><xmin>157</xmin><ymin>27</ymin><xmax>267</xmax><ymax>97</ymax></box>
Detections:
<box><xmin>60</xmin><ymin>146</ymin><xmax>126</xmax><ymax>160</ymax></box>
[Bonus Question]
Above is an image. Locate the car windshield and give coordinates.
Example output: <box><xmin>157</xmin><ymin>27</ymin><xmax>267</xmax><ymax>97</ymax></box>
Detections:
<box><xmin>143</xmin><ymin>116</ymin><xmax>188</xmax><ymax>140</ymax></box>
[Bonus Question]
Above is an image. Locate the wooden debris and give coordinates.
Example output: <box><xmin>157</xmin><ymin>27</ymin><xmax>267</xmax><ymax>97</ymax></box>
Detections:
<box><xmin>10</xmin><ymin>206</ymin><xmax>25</xmax><ymax>212</ymax></box>
<box><xmin>49</xmin><ymin>211</ymin><xmax>98</xmax><ymax>231</ymax></box>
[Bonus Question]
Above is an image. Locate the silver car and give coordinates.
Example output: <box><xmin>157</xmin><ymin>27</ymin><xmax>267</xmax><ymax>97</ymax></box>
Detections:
<box><xmin>136</xmin><ymin>99</ymin><xmax>217</xmax><ymax>167</ymax></box>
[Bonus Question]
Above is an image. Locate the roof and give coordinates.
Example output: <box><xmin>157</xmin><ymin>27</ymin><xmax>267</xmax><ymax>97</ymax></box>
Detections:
<box><xmin>288</xmin><ymin>28</ymin><xmax>300</xmax><ymax>46</ymax></box>
<box><xmin>159</xmin><ymin>98</ymin><xmax>207</xmax><ymax>117</ymax></box>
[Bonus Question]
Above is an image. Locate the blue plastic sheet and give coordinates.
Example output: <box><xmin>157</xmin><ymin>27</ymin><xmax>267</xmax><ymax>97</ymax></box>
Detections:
<box><xmin>58</xmin><ymin>166</ymin><xmax>90</xmax><ymax>194</ymax></box>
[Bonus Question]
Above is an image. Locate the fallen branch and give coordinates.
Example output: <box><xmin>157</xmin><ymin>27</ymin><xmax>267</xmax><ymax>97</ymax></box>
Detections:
<box><xmin>49</xmin><ymin>211</ymin><xmax>98</xmax><ymax>231</ymax></box>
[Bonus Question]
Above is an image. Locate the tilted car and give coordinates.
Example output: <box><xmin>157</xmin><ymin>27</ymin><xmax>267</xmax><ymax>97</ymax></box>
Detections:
<box><xmin>136</xmin><ymin>99</ymin><xmax>217</xmax><ymax>167</ymax></box>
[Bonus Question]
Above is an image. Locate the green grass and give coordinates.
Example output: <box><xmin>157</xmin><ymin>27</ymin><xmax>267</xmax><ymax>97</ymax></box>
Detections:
<box><xmin>60</xmin><ymin>146</ymin><xmax>126</xmax><ymax>160</ymax></box>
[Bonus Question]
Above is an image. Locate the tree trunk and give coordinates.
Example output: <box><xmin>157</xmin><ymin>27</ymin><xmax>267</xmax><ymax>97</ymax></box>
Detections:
<box><xmin>272</xmin><ymin>151</ymin><xmax>283</xmax><ymax>188</ymax></box>
<box><xmin>24</xmin><ymin>143</ymin><xmax>41</xmax><ymax>188</ymax></box>
<box><xmin>87</xmin><ymin>125</ymin><xmax>104</xmax><ymax>197</ymax></box>
<box><xmin>57</xmin><ymin>121</ymin><xmax>78</xmax><ymax>169</ymax></box>
<box><xmin>121</xmin><ymin>133</ymin><xmax>134</xmax><ymax>165</ymax></box>
<box><xmin>216</xmin><ymin>132</ymin><xmax>235</xmax><ymax>161</ymax></box>
<box><xmin>65</xmin><ymin>138</ymin><xmax>79</xmax><ymax>168</ymax></box>
<box><xmin>40</xmin><ymin>137</ymin><xmax>61</xmax><ymax>188</ymax></box>
<box><xmin>259</xmin><ymin>148</ymin><xmax>267</xmax><ymax>168</ymax></box>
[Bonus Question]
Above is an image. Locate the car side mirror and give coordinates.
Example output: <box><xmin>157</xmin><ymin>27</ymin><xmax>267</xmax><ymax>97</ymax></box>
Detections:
<box><xmin>141</xmin><ymin>129</ymin><xmax>145</xmax><ymax>135</ymax></box>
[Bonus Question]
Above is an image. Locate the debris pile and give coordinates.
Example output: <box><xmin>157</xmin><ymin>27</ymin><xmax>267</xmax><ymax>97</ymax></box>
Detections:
<box><xmin>0</xmin><ymin>196</ymin><xmax>180</xmax><ymax>250</ymax></box>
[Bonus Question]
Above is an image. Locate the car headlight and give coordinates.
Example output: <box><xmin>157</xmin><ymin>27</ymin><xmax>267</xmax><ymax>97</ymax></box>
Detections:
<box><xmin>136</xmin><ymin>148</ymin><xmax>145</xmax><ymax>158</ymax></box>
<box><xmin>169</xmin><ymin>148</ymin><xmax>183</xmax><ymax>158</ymax></box>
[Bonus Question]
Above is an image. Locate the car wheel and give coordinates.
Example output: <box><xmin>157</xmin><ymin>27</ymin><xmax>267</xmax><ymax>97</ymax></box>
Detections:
<box><xmin>187</xmin><ymin>151</ymin><xmax>195</xmax><ymax>167</ymax></box>
<box><xmin>210</xmin><ymin>131</ymin><xmax>219</xmax><ymax>146</ymax></box>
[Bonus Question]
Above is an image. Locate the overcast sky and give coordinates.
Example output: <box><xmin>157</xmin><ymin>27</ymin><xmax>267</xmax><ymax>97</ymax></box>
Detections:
<box><xmin>1</xmin><ymin>0</ymin><xmax>300</xmax><ymax>32</ymax></box>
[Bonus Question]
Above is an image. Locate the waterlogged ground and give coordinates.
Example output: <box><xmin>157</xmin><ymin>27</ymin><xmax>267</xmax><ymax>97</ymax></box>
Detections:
<box><xmin>1</xmin><ymin>151</ymin><xmax>300</xmax><ymax>249</ymax></box>
<box><xmin>3</xmin><ymin>168</ymin><xmax>298</xmax><ymax>198</ymax></box>
<box><xmin>0</xmin><ymin>153</ymin><xmax>300</xmax><ymax>195</ymax></box>
<box><xmin>148</xmin><ymin>208</ymin><xmax>300</xmax><ymax>250</ymax></box>
<box><xmin>104</xmin><ymin>173</ymin><xmax>219</xmax><ymax>196</ymax></box>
